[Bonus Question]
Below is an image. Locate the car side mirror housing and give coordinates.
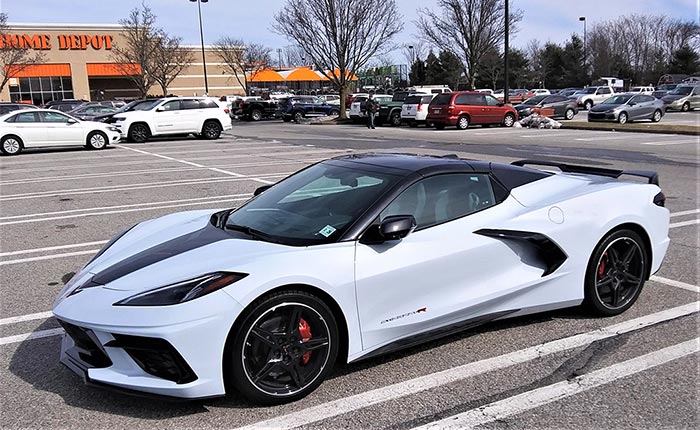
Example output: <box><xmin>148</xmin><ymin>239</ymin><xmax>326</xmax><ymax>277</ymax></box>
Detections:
<box><xmin>497</xmin><ymin>102</ymin><xmax>504</xmax><ymax>107</ymax></box>
<box><xmin>361</xmin><ymin>215</ymin><xmax>417</xmax><ymax>244</ymax></box>
<box><xmin>155</xmin><ymin>107</ymin><xmax>165</xmax><ymax>112</ymax></box>
<box><xmin>253</xmin><ymin>184</ymin><xmax>273</xmax><ymax>196</ymax></box>
<box><xmin>67</xmin><ymin>118</ymin><xmax>78</xmax><ymax>124</ymax></box>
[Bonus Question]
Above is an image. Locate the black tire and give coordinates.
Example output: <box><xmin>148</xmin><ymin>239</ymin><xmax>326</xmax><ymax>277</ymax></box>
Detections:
<box><xmin>227</xmin><ymin>290</ymin><xmax>339</xmax><ymax>405</ymax></box>
<box><xmin>502</xmin><ymin>113</ymin><xmax>515</xmax><ymax>127</ymax></box>
<box><xmin>328</xmin><ymin>109</ymin><xmax>340</xmax><ymax>117</ymax></box>
<box><xmin>456</xmin><ymin>115</ymin><xmax>470</xmax><ymax>130</ymax></box>
<box><xmin>583</xmin><ymin>229</ymin><xmax>648</xmax><ymax>317</ymax></box>
<box><xmin>390</xmin><ymin>111</ymin><xmax>401</xmax><ymax>127</ymax></box>
<box><xmin>201</xmin><ymin>120</ymin><xmax>222</xmax><ymax>140</ymax></box>
<box><xmin>282</xmin><ymin>117</ymin><xmax>292</xmax><ymax>123</ymax></box>
<box><xmin>584</xmin><ymin>100</ymin><xmax>593</xmax><ymax>111</ymax></box>
<box><xmin>128</xmin><ymin>123</ymin><xmax>150</xmax><ymax>143</ymax></box>
<box><xmin>651</xmin><ymin>109</ymin><xmax>662</xmax><ymax>123</ymax></box>
<box><xmin>294</xmin><ymin>111</ymin><xmax>304</xmax><ymax>123</ymax></box>
<box><xmin>565</xmin><ymin>108</ymin><xmax>575</xmax><ymax>120</ymax></box>
<box><xmin>250</xmin><ymin>109</ymin><xmax>263</xmax><ymax>121</ymax></box>
<box><xmin>618</xmin><ymin>112</ymin><xmax>628</xmax><ymax>124</ymax></box>
<box><xmin>1</xmin><ymin>135</ymin><xmax>23</xmax><ymax>155</ymax></box>
<box><xmin>86</xmin><ymin>131</ymin><xmax>108</xmax><ymax>150</ymax></box>
<box><xmin>681</xmin><ymin>102</ymin><xmax>690</xmax><ymax>112</ymax></box>
<box><xmin>434</xmin><ymin>123</ymin><xmax>445</xmax><ymax>130</ymax></box>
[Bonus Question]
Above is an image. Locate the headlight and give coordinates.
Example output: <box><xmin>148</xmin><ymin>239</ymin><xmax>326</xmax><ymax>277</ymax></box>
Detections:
<box><xmin>114</xmin><ymin>272</ymin><xmax>248</xmax><ymax>306</ymax></box>
<box><xmin>113</xmin><ymin>116</ymin><xmax>126</xmax><ymax>121</ymax></box>
<box><xmin>108</xmin><ymin>126</ymin><xmax>120</xmax><ymax>132</ymax></box>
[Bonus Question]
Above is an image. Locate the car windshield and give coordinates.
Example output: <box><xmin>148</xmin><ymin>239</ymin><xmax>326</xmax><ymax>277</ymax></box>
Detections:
<box><xmin>601</xmin><ymin>95</ymin><xmax>633</xmax><ymax>104</ymax></box>
<box><xmin>404</xmin><ymin>95</ymin><xmax>423</xmax><ymax>104</ymax></box>
<box><xmin>668</xmin><ymin>86</ymin><xmax>693</xmax><ymax>95</ymax></box>
<box><xmin>523</xmin><ymin>96</ymin><xmax>547</xmax><ymax>105</ymax></box>
<box><xmin>225</xmin><ymin>162</ymin><xmax>402</xmax><ymax>246</ymax></box>
<box><xmin>431</xmin><ymin>93</ymin><xmax>453</xmax><ymax>105</ymax></box>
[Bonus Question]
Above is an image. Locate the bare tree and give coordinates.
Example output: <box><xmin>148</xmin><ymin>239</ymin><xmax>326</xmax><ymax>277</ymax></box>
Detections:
<box><xmin>213</xmin><ymin>37</ymin><xmax>271</xmax><ymax>96</ymax></box>
<box><xmin>110</xmin><ymin>5</ymin><xmax>160</xmax><ymax>97</ymax></box>
<box><xmin>0</xmin><ymin>13</ymin><xmax>46</xmax><ymax>96</ymax></box>
<box><xmin>273</xmin><ymin>0</ymin><xmax>403</xmax><ymax>117</ymax></box>
<box><xmin>478</xmin><ymin>46</ymin><xmax>502</xmax><ymax>90</ymax></box>
<box><xmin>417</xmin><ymin>0</ymin><xmax>523</xmax><ymax>90</ymax></box>
<box><xmin>283</xmin><ymin>45</ymin><xmax>308</xmax><ymax>67</ymax></box>
<box><xmin>150</xmin><ymin>33</ymin><xmax>193</xmax><ymax>96</ymax></box>
<box><xmin>401</xmin><ymin>41</ymin><xmax>428</xmax><ymax>66</ymax></box>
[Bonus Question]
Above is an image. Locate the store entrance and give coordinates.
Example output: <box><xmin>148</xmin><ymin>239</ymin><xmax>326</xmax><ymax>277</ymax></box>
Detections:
<box><xmin>88</xmin><ymin>77</ymin><xmax>140</xmax><ymax>101</ymax></box>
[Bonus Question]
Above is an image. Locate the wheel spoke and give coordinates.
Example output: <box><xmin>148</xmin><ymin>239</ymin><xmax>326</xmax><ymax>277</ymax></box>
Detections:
<box><xmin>611</xmin><ymin>284</ymin><xmax>621</xmax><ymax>307</ymax></box>
<box><xmin>250</xmin><ymin>327</ymin><xmax>277</xmax><ymax>348</ymax></box>
<box><xmin>286</xmin><ymin>307</ymin><xmax>302</xmax><ymax>335</ymax></box>
<box><xmin>597</xmin><ymin>276</ymin><xmax>613</xmax><ymax>289</ymax></box>
<box><xmin>302</xmin><ymin>336</ymin><xmax>329</xmax><ymax>351</ymax></box>
<box><xmin>623</xmin><ymin>272</ymin><xmax>641</xmax><ymax>285</ymax></box>
<box><xmin>607</xmin><ymin>247</ymin><xmax>621</xmax><ymax>266</ymax></box>
<box><xmin>253</xmin><ymin>360</ymin><xmax>279</xmax><ymax>383</ymax></box>
<box><xmin>288</xmin><ymin>363</ymin><xmax>306</xmax><ymax>389</ymax></box>
<box><xmin>621</xmin><ymin>245</ymin><xmax>637</xmax><ymax>265</ymax></box>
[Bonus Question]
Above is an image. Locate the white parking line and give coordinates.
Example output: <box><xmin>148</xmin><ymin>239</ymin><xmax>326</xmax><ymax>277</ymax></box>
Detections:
<box><xmin>651</xmin><ymin>276</ymin><xmax>700</xmax><ymax>293</ymax></box>
<box><xmin>640</xmin><ymin>139</ymin><xmax>699</xmax><ymax>146</ymax></box>
<box><xmin>0</xmin><ymin>241</ymin><xmax>107</xmax><ymax>257</ymax></box>
<box><xmin>670</xmin><ymin>219</ymin><xmax>700</xmax><ymax>229</ymax></box>
<box><xmin>233</xmin><ymin>301</ymin><xmax>699</xmax><ymax>430</ymax></box>
<box><xmin>670</xmin><ymin>209</ymin><xmax>700</xmax><ymax>217</ymax></box>
<box><xmin>0</xmin><ymin>249</ymin><xmax>100</xmax><ymax>266</ymax></box>
<box><xmin>0</xmin><ymin>328</ymin><xmax>65</xmax><ymax>346</ymax></box>
<box><xmin>412</xmin><ymin>338</ymin><xmax>700</xmax><ymax>430</ymax></box>
<box><xmin>0</xmin><ymin>311</ymin><xmax>54</xmax><ymax>326</ymax></box>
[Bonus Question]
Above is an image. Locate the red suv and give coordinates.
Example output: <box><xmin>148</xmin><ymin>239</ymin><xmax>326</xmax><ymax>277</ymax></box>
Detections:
<box><xmin>426</xmin><ymin>92</ymin><xmax>518</xmax><ymax>130</ymax></box>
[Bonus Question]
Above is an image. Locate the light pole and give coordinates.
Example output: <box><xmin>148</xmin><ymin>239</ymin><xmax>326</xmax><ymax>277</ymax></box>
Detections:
<box><xmin>504</xmin><ymin>0</ymin><xmax>509</xmax><ymax>103</ymax></box>
<box><xmin>579</xmin><ymin>16</ymin><xmax>586</xmax><ymax>77</ymax></box>
<box><xmin>190</xmin><ymin>0</ymin><xmax>209</xmax><ymax>94</ymax></box>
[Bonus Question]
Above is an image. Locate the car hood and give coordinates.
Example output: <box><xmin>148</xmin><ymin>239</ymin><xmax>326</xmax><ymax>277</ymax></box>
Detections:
<box><xmin>661</xmin><ymin>94</ymin><xmax>686</xmax><ymax>102</ymax></box>
<box><xmin>514</xmin><ymin>104</ymin><xmax>535</xmax><ymax>110</ymax></box>
<box><xmin>590</xmin><ymin>103</ymin><xmax>622</xmax><ymax>112</ymax></box>
<box><xmin>75</xmin><ymin>209</ymin><xmax>291</xmax><ymax>293</ymax></box>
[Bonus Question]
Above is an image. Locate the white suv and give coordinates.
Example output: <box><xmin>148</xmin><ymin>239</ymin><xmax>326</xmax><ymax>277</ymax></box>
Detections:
<box><xmin>110</xmin><ymin>97</ymin><xmax>232</xmax><ymax>143</ymax></box>
<box><xmin>401</xmin><ymin>93</ymin><xmax>436</xmax><ymax>127</ymax></box>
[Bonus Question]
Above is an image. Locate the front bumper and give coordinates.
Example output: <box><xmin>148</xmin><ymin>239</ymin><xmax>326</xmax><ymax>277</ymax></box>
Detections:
<box><xmin>663</xmin><ymin>100</ymin><xmax>685</xmax><ymax>111</ymax></box>
<box><xmin>54</xmin><ymin>287</ymin><xmax>243</xmax><ymax>399</ymax></box>
<box><xmin>587</xmin><ymin>111</ymin><xmax>617</xmax><ymax>122</ymax></box>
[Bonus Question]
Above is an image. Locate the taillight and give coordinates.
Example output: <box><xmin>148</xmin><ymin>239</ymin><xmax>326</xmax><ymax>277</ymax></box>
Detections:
<box><xmin>224</xmin><ymin>108</ymin><xmax>230</xmax><ymax>114</ymax></box>
<box><xmin>417</xmin><ymin>100</ymin><xmax>422</xmax><ymax>110</ymax></box>
<box><xmin>447</xmin><ymin>104</ymin><xmax>455</xmax><ymax>112</ymax></box>
<box><xmin>653</xmin><ymin>191</ymin><xmax>665</xmax><ymax>207</ymax></box>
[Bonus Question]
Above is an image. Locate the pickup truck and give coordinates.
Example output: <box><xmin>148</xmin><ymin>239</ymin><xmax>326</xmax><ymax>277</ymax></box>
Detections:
<box><xmin>570</xmin><ymin>86</ymin><xmax>615</xmax><ymax>110</ymax></box>
<box><xmin>376</xmin><ymin>91</ymin><xmax>414</xmax><ymax>126</ymax></box>
<box><xmin>241</xmin><ymin>99</ymin><xmax>278</xmax><ymax>121</ymax></box>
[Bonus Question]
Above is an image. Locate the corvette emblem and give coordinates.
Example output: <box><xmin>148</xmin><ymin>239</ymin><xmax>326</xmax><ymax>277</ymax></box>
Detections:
<box><xmin>381</xmin><ymin>307</ymin><xmax>428</xmax><ymax>324</ymax></box>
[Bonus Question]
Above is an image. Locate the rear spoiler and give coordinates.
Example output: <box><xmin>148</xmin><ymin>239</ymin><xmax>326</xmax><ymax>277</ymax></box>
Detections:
<box><xmin>511</xmin><ymin>160</ymin><xmax>659</xmax><ymax>185</ymax></box>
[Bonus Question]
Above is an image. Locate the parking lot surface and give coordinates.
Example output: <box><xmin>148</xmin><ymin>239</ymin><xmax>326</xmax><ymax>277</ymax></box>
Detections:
<box><xmin>1</xmin><ymin>121</ymin><xmax>698</xmax><ymax>429</ymax></box>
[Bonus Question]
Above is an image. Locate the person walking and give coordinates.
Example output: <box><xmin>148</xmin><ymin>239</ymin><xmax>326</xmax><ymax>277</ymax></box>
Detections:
<box><xmin>365</xmin><ymin>92</ymin><xmax>378</xmax><ymax>129</ymax></box>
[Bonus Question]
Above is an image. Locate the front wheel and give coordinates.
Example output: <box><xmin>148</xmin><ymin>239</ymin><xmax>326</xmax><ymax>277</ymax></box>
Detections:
<box><xmin>128</xmin><ymin>123</ymin><xmax>149</xmax><ymax>143</ymax></box>
<box><xmin>1</xmin><ymin>135</ymin><xmax>23</xmax><ymax>155</ymax></box>
<box><xmin>565</xmin><ymin>108</ymin><xmax>575</xmax><ymax>120</ymax></box>
<box><xmin>294</xmin><ymin>111</ymin><xmax>304</xmax><ymax>123</ymax></box>
<box><xmin>618</xmin><ymin>112</ymin><xmax>628</xmax><ymax>124</ymax></box>
<box><xmin>502</xmin><ymin>113</ymin><xmax>515</xmax><ymax>127</ymax></box>
<box><xmin>250</xmin><ymin>109</ymin><xmax>263</xmax><ymax>121</ymax></box>
<box><xmin>390</xmin><ymin>111</ymin><xmax>401</xmax><ymax>127</ymax></box>
<box><xmin>651</xmin><ymin>110</ymin><xmax>662</xmax><ymax>123</ymax></box>
<box><xmin>227</xmin><ymin>290</ymin><xmax>338</xmax><ymax>404</ymax></box>
<box><xmin>583</xmin><ymin>229</ymin><xmax>648</xmax><ymax>316</ymax></box>
<box><xmin>584</xmin><ymin>100</ymin><xmax>593</xmax><ymax>111</ymax></box>
<box><xmin>86</xmin><ymin>131</ymin><xmax>108</xmax><ymax>149</ymax></box>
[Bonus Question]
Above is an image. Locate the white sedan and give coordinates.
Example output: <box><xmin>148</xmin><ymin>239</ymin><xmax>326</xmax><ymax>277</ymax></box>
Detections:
<box><xmin>0</xmin><ymin>109</ymin><xmax>121</xmax><ymax>155</ymax></box>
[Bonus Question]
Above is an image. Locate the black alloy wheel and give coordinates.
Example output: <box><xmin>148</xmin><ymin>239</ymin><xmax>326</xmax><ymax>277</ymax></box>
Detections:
<box><xmin>202</xmin><ymin>121</ymin><xmax>222</xmax><ymax>139</ymax></box>
<box><xmin>584</xmin><ymin>229</ymin><xmax>647</xmax><ymax>316</ymax></box>
<box><xmin>294</xmin><ymin>111</ymin><xmax>305</xmax><ymax>123</ymax></box>
<box><xmin>128</xmin><ymin>123</ymin><xmax>149</xmax><ymax>143</ymax></box>
<box><xmin>250</xmin><ymin>109</ymin><xmax>263</xmax><ymax>121</ymax></box>
<box><xmin>229</xmin><ymin>291</ymin><xmax>338</xmax><ymax>404</ymax></box>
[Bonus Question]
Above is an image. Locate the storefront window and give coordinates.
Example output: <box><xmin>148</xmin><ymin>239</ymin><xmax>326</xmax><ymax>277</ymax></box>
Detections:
<box><xmin>9</xmin><ymin>76</ymin><xmax>74</xmax><ymax>106</ymax></box>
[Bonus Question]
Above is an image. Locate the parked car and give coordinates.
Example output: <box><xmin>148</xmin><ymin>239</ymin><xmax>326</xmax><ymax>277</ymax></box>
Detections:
<box><xmin>427</xmin><ymin>91</ymin><xmax>517</xmax><ymax>130</ymax></box>
<box><xmin>588</xmin><ymin>94</ymin><xmax>664</xmax><ymax>124</ymax></box>
<box><xmin>651</xmin><ymin>84</ymin><xmax>678</xmax><ymax>99</ymax></box>
<box><xmin>110</xmin><ymin>97</ymin><xmax>232</xmax><ymax>142</ymax></box>
<box><xmin>661</xmin><ymin>85</ymin><xmax>700</xmax><ymax>112</ymax></box>
<box><xmin>99</xmin><ymin>99</ymin><xmax>162</xmax><ymax>123</ymax></box>
<box><xmin>68</xmin><ymin>104</ymin><xmax>118</xmax><ymax>121</ymax></box>
<box><xmin>410</xmin><ymin>85</ymin><xmax>452</xmax><ymax>94</ymax></box>
<box><xmin>346</xmin><ymin>93</ymin><xmax>369</xmax><ymax>109</ymax></box>
<box><xmin>241</xmin><ymin>98</ymin><xmax>278</xmax><ymax>121</ymax></box>
<box><xmin>43</xmin><ymin>99</ymin><xmax>89</xmax><ymax>112</ymax></box>
<box><xmin>557</xmin><ymin>88</ymin><xmax>583</xmax><ymax>97</ymax></box>
<box><xmin>376</xmin><ymin>91</ymin><xmax>418</xmax><ymax>126</ymax></box>
<box><xmin>349</xmin><ymin>95</ymin><xmax>391</xmax><ymax>123</ymax></box>
<box><xmin>628</xmin><ymin>86</ymin><xmax>655</xmax><ymax>96</ymax></box>
<box><xmin>492</xmin><ymin>89</ymin><xmax>504</xmax><ymax>98</ymax></box>
<box><xmin>0</xmin><ymin>109</ymin><xmax>120</xmax><ymax>155</ymax></box>
<box><xmin>532</xmin><ymin>89</ymin><xmax>551</xmax><ymax>96</ymax></box>
<box><xmin>571</xmin><ymin>86</ymin><xmax>615</xmax><ymax>110</ymax></box>
<box><xmin>52</xmin><ymin>153</ymin><xmax>669</xmax><ymax>402</ymax></box>
<box><xmin>514</xmin><ymin>95</ymin><xmax>578</xmax><ymax>120</ymax></box>
<box><xmin>476</xmin><ymin>89</ymin><xmax>494</xmax><ymax>95</ymax></box>
<box><xmin>279</xmin><ymin>96</ymin><xmax>340</xmax><ymax>122</ymax></box>
<box><xmin>497</xmin><ymin>89</ymin><xmax>534</xmax><ymax>104</ymax></box>
<box><xmin>317</xmin><ymin>95</ymin><xmax>340</xmax><ymax>105</ymax></box>
<box><xmin>401</xmin><ymin>93</ymin><xmax>437</xmax><ymax>127</ymax></box>
<box><xmin>0</xmin><ymin>103</ymin><xmax>38</xmax><ymax>115</ymax></box>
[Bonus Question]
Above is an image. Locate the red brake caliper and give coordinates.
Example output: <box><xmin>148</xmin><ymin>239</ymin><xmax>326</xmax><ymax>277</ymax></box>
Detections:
<box><xmin>598</xmin><ymin>254</ymin><xmax>607</xmax><ymax>279</ymax></box>
<box><xmin>298</xmin><ymin>318</ymin><xmax>312</xmax><ymax>365</ymax></box>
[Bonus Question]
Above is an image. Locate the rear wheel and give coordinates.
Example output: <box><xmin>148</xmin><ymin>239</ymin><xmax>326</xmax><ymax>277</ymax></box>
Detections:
<box><xmin>681</xmin><ymin>102</ymin><xmax>690</xmax><ymax>112</ymax></box>
<box><xmin>390</xmin><ymin>111</ymin><xmax>401</xmax><ymax>127</ymax></box>
<box><xmin>128</xmin><ymin>123</ymin><xmax>149</xmax><ymax>143</ymax></box>
<box><xmin>584</xmin><ymin>100</ymin><xmax>593</xmax><ymax>111</ymax></box>
<box><xmin>434</xmin><ymin>123</ymin><xmax>445</xmax><ymax>130</ymax></box>
<box><xmin>294</xmin><ymin>111</ymin><xmax>304</xmax><ymax>123</ymax></box>
<box><xmin>86</xmin><ymin>131</ymin><xmax>108</xmax><ymax>150</ymax></box>
<box><xmin>584</xmin><ymin>229</ymin><xmax>648</xmax><ymax>316</ymax></box>
<box><xmin>250</xmin><ymin>109</ymin><xmax>263</xmax><ymax>121</ymax></box>
<box><xmin>202</xmin><ymin>120</ymin><xmax>222</xmax><ymax>139</ymax></box>
<box><xmin>456</xmin><ymin>115</ymin><xmax>470</xmax><ymax>130</ymax></box>
<box><xmin>502</xmin><ymin>113</ymin><xmax>515</xmax><ymax>127</ymax></box>
<box><xmin>565</xmin><ymin>108</ymin><xmax>575</xmax><ymax>120</ymax></box>
<box><xmin>1</xmin><ymin>135</ymin><xmax>22</xmax><ymax>155</ymax></box>
<box><xmin>227</xmin><ymin>291</ymin><xmax>338</xmax><ymax>404</ymax></box>
<box><xmin>328</xmin><ymin>109</ymin><xmax>339</xmax><ymax>117</ymax></box>
<box><xmin>651</xmin><ymin>109</ymin><xmax>662</xmax><ymax>123</ymax></box>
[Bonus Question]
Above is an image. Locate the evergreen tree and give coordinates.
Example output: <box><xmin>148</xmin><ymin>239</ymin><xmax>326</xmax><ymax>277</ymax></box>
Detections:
<box><xmin>409</xmin><ymin>59</ymin><xmax>427</xmax><ymax>85</ymax></box>
<box><xmin>669</xmin><ymin>45</ymin><xmax>700</xmax><ymax>75</ymax></box>
<box><xmin>561</xmin><ymin>34</ymin><xmax>587</xmax><ymax>87</ymax></box>
<box><xmin>507</xmin><ymin>48</ymin><xmax>529</xmax><ymax>88</ymax></box>
<box><xmin>438</xmin><ymin>50</ymin><xmax>463</xmax><ymax>89</ymax></box>
<box><xmin>424</xmin><ymin>51</ymin><xmax>443</xmax><ymax>85</ymax></box>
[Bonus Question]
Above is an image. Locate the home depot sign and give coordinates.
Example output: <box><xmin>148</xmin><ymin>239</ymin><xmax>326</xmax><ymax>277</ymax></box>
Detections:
<box><xmin>0</xmin><ymin>34</ymin><xmax>114</xmax><ymax>50</ymax></box>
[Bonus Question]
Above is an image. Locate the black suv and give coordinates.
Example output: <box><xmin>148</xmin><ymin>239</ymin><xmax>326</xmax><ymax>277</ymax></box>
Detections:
<box><xmin>278</xmin><ymin>96</ymin><xmax>340</xmax><ymax>122</ymax></box>
<box><xmin>43</xmin><ymin>99</ymin><xmax>88</xmax><ymax>112</ymax></box>
<box><xmin>0</xmin><ymin>103</ymin><xmax>38</xmax><ymax>115</ymax></box>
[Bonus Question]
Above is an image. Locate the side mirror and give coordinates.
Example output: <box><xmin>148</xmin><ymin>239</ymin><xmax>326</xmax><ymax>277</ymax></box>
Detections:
<box><xmin>155</xmin><ymin>107</ymin><xmax>165</xmax><ymax>112</ymax></box>
<box><xmin>628</xmin><ymin>101</ymin><xmax>636</xmax><ymax>106</ymax></box>
<box><xmin>253</xmin><ymin>184</ymin><xmax>273</xmax><ymax>196</ymax></box>
<box><xmin>67</xmin><ymin>118</ymin><xmax>78</xmax><ymax>124</ymax></box>
<box><xmin>497</xmin><ymin>102</ymin><xmax>504</xmax><ymax>107</ymax></box>
<box><xmin>361</xmin><ymin>215</ymin><xmax>416</xmax><ymax>244</ymax></box>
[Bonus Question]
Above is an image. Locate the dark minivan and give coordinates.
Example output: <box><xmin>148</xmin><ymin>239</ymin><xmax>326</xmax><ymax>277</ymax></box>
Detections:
<box><xmin>426</xmin><ymin>92</ymin><xmax>517</xmax><ymax>130</ymax></box>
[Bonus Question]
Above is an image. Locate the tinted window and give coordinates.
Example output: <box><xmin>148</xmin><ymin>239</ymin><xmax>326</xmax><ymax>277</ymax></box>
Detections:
<box><xmin>599</xmin><ymin>88</ymin><xmax>612</xmax><ymax>95</ymax></box>
<box><xmin>454</xmin><ymin>94</ymin><xmax>485</xmax><ymax>106</ymax></box>
<box><xmin>392</xmin><ymin>92</ymin><xmax>410</xmax><ymax>102</ymax></box>
<box><xmin>431</xmin><ymin>93</ymin><xmax>453</xmax><ymax>105</ymax></box>
<box><xmin>380</xmin><ymin>174</ymin><xmax>496</xmax><ymax>229</ymax></box>
<box><xmin>544</xmin><ymin>96</ymin><xmax>567</xmax><ymax>103</ymax></box>
<box><xmin>41</xmin><ymin>111</ymin><xmax>71</xmax><ymax>122</ymax></box>
<box><xmin>485</xmin><ymin>95</ymin><xmax>500</xmax><ymax>106</ymax></box>
<box><xmin>161</xmin><ymin>100</ymin><xmax>180</xmax><ymax>111</ymax></box>
<box><xmin>12</xmin><ymin>112</ymin><xmax>40</xmax><ymax>122</ymax></box>
<box><xmin>181</xmin><ymin>99</ymin><xmax>201</xmax><ymax>110</ymax></box>
<box><xmin>201</xmin><ymin>99</ymin><xmax>219</xmax><ymax>108</ymax></box>
<box><xmin>404</xmin><ymin>95</ymin><xmax>423</xmax><ymax>104</ymax></box>
<box><xmin>421</xmin><ymin>96</ymin><xmax>434</xmax><ymax>103</ymax></box>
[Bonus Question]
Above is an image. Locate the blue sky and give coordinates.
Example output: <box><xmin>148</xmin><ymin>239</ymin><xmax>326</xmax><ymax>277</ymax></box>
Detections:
<box><xmin>1</xmin><ymin>0</ymin><xmax>696</xmax><ymax>62</ymax></box>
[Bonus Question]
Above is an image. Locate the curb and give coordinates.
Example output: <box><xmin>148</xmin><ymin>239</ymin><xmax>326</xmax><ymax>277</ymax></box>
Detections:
<box><xmin>561</xmin><ymin>122</ymin><xmax>700</xmax><ymax>136</ymax></box>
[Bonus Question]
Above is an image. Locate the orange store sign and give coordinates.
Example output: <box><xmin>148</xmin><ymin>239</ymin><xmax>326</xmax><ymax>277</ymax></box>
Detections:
<box><xmin>0</xmin><ymin>34</ymin><xmax>114</xmax><ymax>50</ymax></box>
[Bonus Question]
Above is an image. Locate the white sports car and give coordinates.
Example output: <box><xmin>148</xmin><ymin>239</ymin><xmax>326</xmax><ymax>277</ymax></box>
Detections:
<box><xmin>53</xmin><ymin>154</ymin><xmax>670</xmax><ymax>403</ymax></box>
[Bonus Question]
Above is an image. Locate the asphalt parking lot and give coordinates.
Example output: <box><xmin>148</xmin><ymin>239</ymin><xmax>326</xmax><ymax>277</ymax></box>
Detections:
<box><xmin>1</xmin><ymin>121</ymin><xmax>698</xmax><ymax>429</ymax></box>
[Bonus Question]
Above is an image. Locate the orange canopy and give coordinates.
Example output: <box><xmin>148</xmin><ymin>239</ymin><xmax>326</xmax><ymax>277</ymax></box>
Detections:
<box><xmin>87</xmin><ymin>63</ymin><xmax>142</xmax><ymax>76</ymax></box>
<box><xmin>325</xmin><ymin>68</ymin><xmax>358</xmax><ymax>81</ymax></box>
<box><xmin>6</xmin><ymin>63</ymin><xmax>71</xmax><ymax>77</ymax></box>
<box><xmin>279</xmin><ymin>68</ymin><xmax>324</xmax><ymax>82</ymax></box>
<box><xmin>249</xmin><ymin>69</ymin><xmax>285</xmax><ymax>82</ymax></box>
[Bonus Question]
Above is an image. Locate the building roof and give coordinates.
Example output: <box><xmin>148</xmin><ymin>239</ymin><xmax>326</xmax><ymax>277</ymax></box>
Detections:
<box><xmin>249</xmin><ymin>69</ymin><xmax>285</xmax><ymax>82</ymax></box>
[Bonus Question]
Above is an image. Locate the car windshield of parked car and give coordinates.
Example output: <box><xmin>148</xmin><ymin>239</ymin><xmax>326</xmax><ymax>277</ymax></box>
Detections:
<box><xmin>668</xmin><ymin>87</ymin><xmax>693</xmax><ymax>95</ymax></box>
<box><xmin>225</xmin><ymin>162</ymin><xmax>402</xmax><ymax>246</ymax></box>
<box><xmin>523</xmin><ymin>96</ymin><xmax>547</xmax><ymax>105</ymax></box>
<box><xmin>601</xmin><ymin>95</ymin><xmax>633</xmax><ymax>105</ymax></box>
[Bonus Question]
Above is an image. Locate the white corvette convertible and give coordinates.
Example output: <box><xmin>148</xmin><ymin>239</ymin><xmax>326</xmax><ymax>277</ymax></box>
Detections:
<box><xmin>53</xmin><ymin>154</ymin><xmax>669</xmax><ymax>403</ymax></box>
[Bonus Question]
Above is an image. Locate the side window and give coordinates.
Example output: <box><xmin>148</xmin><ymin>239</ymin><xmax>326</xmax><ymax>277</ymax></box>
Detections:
<box><xmin>161</xmin><ymin>100</ymin><xmax>180</xmax><ymax>111</ymax></box>
<box><xmin>485</xmin><ymin>95</ymin><xmax>500</xmax><ymax>106</ymax></box>
<box><xmin>200</xmin><ymin>99</ymin><xmax>218</xmax><ymax>108</ymax></box>
<box><xmin>181</xmin><ymin>99</ymin><xmax>201</xmax><ymax>110</ymax></box>
<box><xmin>15</xmin><ymin>112</ymin><xmax>40</xmax><ymax>122</ymax></box>
<box><xmin>380</xmin><ymin>174</ymin><xmax>496</xmax><ymax>229</ymax></box>
<box><xmin>454</xmin><ymin>94</ymin><xmax>484</xmax><ymax>106</ymax></box>
<box><xmin>599</xmin><ymin>88</ymin><xmax>611</xmax><ymax>95</ymax></box>
<box><xmin>41</xmin><ymin>111</ymin><xmax>70</xmax><ymax>122</ymax></box>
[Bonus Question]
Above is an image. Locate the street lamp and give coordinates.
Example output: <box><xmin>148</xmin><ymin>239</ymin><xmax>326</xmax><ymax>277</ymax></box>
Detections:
<box><xmin>579</xmin><ymin>16</ymin><xmax>587</xmax><ymax>76</ymax></box>
<box><xmin>407</xmin><ymin>45</ymin><xmax>415</xmax><ymax>85</ymax></box>
<box><xmin>504</xmin><ymin>0</ymin><xmax>509</xmax><ymax>103</ymax></box>
<box><xmin>190</xmin><ymin>0</ymin><xmax>209</xmax><ymax>94</ymax></box>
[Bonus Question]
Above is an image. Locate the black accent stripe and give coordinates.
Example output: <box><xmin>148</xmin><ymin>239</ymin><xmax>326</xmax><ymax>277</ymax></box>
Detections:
<box><xmin>474</xmin><ymin>229</ymin><xmax>567</xmax><ymax>276</ymax></box>
<box><xmin>511</xmin><ymin>159</ymin><xmax>659</xmax><ymax>185</ymax></box>
<box><xmin>357</xmin><ymin>309</ymin><xmax>518</xmax><ymax>362</ymax></box>
<box><xmin>90</xmin><ymin>222</ymin><xmax>231</xmax><ymax>285</ymax></box>
<box><xmin>85</xmin><ymin>224</ymin><xmax>137</xmax><ymax>267</ymax></box>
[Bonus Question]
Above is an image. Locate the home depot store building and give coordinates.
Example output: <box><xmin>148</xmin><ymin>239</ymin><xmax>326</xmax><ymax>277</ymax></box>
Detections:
<box><xmin>1</xmin><ymin>23</ymin><xmax>244</xmax><ymax>104</ymax></box>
